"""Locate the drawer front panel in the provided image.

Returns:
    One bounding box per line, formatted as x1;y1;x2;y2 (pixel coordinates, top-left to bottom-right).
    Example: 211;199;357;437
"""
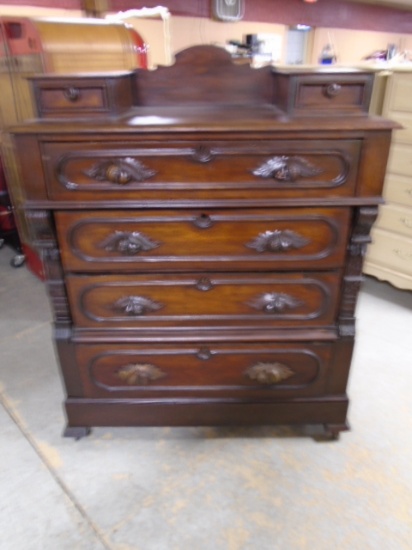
295;78;371;113
39;86;105;113
374;204;412;238
56;208;350;272
386;143;412;177
66;272;340;330
368;228;412;276
383;175;412;208
74;342;334;398
43;139;360;200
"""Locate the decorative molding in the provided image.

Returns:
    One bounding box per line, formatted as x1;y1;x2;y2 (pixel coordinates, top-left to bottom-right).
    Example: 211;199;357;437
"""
117;363;166;386
84;157;157;185
112;296;163;316
252;156;323;182
98;230;160;255
248;292;303;313
245;362;295;385
339;206;378;337
25;210;54;249
246;229;310;253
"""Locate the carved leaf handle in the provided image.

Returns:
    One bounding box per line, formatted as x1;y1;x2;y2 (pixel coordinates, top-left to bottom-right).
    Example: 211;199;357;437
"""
117;363;166;385
252;156;322;182
246;229;310;253
112;296;163;316
248;292;303;313
98;231;160;256
85;157;157;185
245;362;295;385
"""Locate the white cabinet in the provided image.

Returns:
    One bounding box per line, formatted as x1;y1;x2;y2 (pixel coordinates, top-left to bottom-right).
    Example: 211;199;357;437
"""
364;70;412;289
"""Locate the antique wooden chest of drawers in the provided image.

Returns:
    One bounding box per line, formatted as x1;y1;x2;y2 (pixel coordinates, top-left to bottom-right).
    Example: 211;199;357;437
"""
11;46;395;438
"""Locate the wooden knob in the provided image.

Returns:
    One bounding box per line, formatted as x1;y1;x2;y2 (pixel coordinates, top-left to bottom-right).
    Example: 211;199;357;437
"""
324;83;342;98
197;348;212;361
193;213;213;229
195;278;213;291
64;86;80;102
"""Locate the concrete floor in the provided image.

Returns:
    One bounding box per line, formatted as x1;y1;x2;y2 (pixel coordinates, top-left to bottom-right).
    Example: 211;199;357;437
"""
0;244;411;550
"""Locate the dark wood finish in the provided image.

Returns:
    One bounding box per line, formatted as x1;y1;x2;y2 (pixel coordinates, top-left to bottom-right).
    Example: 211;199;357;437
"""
273;69;374;116
41;138;361;201
10;46;396;438
56;207;351;272
65;271;340;330
29;72;135;118
74;341;334;399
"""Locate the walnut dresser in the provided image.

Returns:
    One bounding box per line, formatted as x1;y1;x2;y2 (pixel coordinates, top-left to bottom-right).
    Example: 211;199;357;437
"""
11;47;395;439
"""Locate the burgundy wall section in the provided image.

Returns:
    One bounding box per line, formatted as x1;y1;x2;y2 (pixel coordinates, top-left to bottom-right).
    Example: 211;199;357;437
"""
2;0;412;33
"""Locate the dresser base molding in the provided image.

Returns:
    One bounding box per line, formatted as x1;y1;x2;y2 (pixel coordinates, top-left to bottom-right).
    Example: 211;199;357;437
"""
63;396;349;438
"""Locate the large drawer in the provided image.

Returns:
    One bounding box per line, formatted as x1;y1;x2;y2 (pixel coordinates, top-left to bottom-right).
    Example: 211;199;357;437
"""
56;207;351;272
42;139;360;201
66;271;340;330
73;342;335;399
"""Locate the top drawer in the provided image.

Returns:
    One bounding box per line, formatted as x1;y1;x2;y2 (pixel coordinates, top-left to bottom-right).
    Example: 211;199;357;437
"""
273;70;374;116
30;73;134;118
41;139;360;202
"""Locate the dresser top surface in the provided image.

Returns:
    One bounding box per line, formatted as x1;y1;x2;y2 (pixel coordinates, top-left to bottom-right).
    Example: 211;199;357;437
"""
13;104;397;135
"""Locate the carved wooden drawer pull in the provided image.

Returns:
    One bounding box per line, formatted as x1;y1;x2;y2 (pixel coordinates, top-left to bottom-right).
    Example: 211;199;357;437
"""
252;156;322;182
245;362;295;385
117;363;166;385
113;295;163;316
324;83;342;98
64;86;80;102
246;229;310;253
249;292;302;313
98;230;160;255
85;157;157;185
